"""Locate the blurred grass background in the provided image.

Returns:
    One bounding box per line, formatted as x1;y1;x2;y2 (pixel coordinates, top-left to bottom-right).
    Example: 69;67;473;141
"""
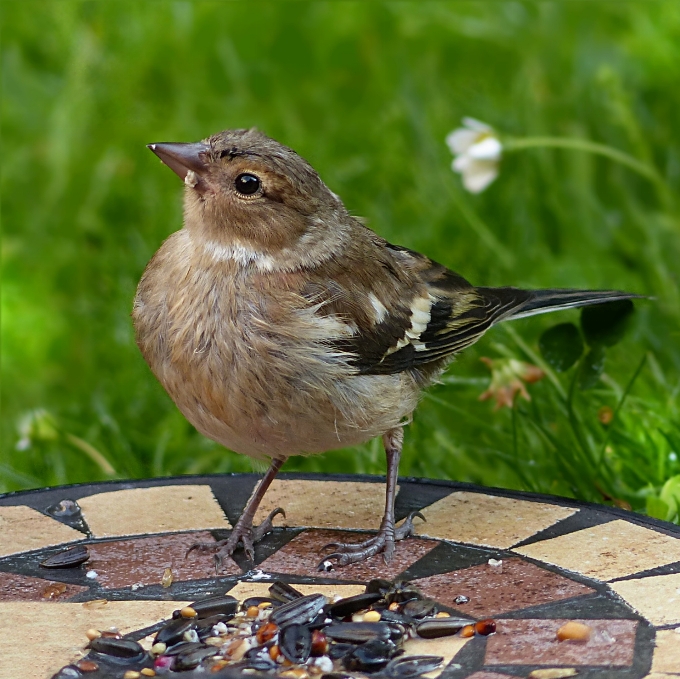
2;1;679;518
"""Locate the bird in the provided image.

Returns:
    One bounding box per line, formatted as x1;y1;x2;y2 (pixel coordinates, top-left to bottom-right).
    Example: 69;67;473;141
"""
133;127;639;570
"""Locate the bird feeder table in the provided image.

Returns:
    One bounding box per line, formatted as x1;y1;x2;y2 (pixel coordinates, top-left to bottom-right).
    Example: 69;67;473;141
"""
0;474;678;678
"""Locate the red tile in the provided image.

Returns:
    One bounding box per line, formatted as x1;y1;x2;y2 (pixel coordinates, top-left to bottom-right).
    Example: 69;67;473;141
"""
485;618;637;666
258;530;438;581
0;571;87;601
86;531;239;589
414;557;595;617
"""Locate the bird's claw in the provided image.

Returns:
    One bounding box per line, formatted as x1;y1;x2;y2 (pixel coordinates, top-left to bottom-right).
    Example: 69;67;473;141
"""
395;510;426;539
186;506;286;572
252;507;286;542
316;511;425;570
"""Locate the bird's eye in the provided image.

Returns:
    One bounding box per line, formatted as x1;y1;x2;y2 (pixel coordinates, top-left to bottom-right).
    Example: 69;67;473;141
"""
234;173;261;196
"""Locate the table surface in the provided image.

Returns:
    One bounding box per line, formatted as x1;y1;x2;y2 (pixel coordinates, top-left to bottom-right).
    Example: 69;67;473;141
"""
1;473;679;679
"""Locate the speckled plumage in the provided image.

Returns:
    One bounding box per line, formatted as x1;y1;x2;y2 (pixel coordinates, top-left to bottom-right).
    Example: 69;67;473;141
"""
133;128;638;566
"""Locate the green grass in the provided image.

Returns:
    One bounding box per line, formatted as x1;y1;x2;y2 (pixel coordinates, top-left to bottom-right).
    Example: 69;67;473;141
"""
2;1;680;521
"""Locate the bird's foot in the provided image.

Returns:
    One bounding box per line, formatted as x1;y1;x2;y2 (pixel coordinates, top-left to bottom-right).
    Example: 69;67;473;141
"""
317;511;425;570
187;507;285;570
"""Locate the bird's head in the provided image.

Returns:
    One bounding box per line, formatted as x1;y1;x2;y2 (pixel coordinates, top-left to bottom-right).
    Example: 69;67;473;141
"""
148;128;350;271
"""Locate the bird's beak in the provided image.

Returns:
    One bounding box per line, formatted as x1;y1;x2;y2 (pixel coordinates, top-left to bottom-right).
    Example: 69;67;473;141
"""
147;142;210;185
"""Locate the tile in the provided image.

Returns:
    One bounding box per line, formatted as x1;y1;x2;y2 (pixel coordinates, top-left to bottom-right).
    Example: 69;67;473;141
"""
0;571;88;601
258;529;438;581
651;629;680;674
484;618;638;666
86;530;239;589
514;520;680;581
610;572;680;626
227;581;366;601
414;557;595;618
0;505;85;557
0;599;190;679
254;479;391;530
77;484;231;537
419;492;576;549
402;635;471;678
467;674;514;679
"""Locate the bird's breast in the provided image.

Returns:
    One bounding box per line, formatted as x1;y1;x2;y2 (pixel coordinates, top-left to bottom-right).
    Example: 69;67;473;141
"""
132;232;419;458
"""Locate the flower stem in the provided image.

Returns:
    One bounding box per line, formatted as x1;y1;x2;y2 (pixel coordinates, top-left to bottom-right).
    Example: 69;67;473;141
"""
65;433;117;476
504;136;669;202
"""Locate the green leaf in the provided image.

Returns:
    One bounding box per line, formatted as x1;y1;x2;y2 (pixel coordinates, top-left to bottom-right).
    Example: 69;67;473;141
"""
646;496;670;521
539;323;584;372
577;346;607;390
660;475;680;522
580;300;634;347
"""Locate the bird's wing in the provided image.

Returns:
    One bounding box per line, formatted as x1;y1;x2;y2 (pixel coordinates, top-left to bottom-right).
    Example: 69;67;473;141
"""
303;239;639;376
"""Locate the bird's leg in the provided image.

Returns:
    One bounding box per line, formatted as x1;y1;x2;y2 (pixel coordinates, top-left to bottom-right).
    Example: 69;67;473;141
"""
187;457;285;570
318;427;424;569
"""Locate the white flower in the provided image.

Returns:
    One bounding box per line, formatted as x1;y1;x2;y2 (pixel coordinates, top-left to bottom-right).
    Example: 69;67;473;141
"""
446;117;502;193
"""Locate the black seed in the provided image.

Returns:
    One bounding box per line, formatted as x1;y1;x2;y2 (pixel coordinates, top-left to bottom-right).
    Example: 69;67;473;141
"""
155;617;198;645
240;656;278;672
328;592;383;619
163;641;204;657
270;593;326;628
343;639;397;672
377;610;411;626
328;643;355;660
386;623;407;643
195;614;229;639
173;645;219;670
40;545;89;569
189;594;238;619
325;622;391;644
402;600;436;619
88;637;145;659
384;655;443;678
415;618;470;639
269;580;304;603
365;579;392;596
454;595;469;605
384;582;422;605
279;623;312;663
50;667;82;679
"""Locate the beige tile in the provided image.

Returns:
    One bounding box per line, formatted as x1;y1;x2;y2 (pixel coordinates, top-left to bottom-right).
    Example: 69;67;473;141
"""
254;479;390;530
419;491;576;549
611;573;680;626
0;505;85;557
0;599;190;679
227;581;365;602
78;484;231;537
651;629;680;675
643;674;678;679
514;520;680;581
403;635;471;678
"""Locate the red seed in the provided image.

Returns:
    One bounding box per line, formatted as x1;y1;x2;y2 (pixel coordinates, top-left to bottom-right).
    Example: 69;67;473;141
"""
310;630;329;656
474;619;496;636
75;659;99;672
257;622;278;644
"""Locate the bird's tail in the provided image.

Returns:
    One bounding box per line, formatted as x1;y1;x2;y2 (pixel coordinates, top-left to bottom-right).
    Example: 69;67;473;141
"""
476;287;645;325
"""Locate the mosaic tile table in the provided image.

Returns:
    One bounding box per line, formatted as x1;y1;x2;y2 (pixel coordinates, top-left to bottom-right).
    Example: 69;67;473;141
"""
1;474;679;679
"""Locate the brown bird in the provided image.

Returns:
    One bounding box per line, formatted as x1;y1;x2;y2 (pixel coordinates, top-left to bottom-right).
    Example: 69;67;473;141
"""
133;128;638;569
